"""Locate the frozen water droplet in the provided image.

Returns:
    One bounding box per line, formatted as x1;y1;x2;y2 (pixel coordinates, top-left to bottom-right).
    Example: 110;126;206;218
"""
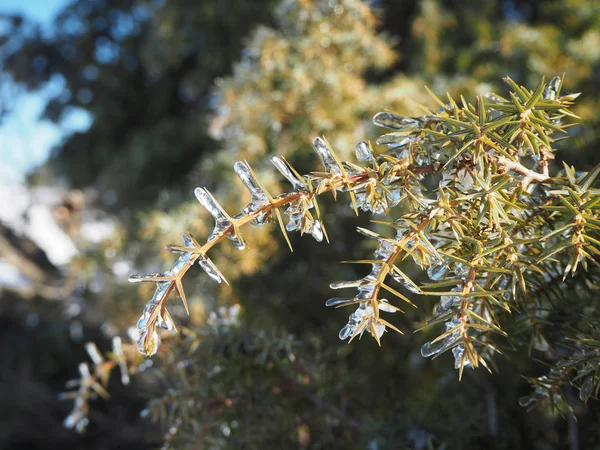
452;344;471;369
339;325;355;340
128;274;161;283
387;188;402;206
312;137;342;176
373;112;420;130
372;322;385;338
198;254;224;283
311;219;324;242
195;187;246;249
453;264;469;277
389;270;419;294
234;161;270;207
355;141;373;162
330;280;362;289
379;299;396;313
427;262;448;281
376;134;418;147
271;156;306;191
326;297;353;307
156;309;175;331
375;240;394;260
420;334;459;358
286;214;301;232
543;76;561;100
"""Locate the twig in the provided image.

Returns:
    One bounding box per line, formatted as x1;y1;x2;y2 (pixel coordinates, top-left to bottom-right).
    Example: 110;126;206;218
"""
494;156;550;186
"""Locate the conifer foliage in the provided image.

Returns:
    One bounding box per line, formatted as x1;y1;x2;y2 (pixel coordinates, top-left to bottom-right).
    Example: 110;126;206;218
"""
124;74;598;398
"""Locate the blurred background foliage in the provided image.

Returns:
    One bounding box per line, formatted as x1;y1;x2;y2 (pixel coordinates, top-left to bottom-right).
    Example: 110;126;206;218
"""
1;0;600;448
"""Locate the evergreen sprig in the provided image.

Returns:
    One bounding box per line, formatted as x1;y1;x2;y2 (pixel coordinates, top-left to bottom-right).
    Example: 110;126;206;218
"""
126;76;597;394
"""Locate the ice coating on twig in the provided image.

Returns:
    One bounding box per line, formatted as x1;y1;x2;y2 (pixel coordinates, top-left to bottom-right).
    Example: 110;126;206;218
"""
171;234;226;284
234;161;273;226
195;187;246;249
373;112;420;131
312;137;343;176
283;197;323;242
234;161;270;208
271;156;307;190
420;317;461;357
133;281;170;355
328;228;407;342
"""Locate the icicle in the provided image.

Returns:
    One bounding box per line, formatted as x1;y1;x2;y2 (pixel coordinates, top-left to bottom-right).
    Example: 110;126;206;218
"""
195;187;245;249
373;112;420;130
325;297;355;307
420;318;461;357
376;134;418;147
452;344;471;369
311;219;324;241
234;161;271;209
339;325;355;340
312;137;343;176
271;156;307;190
420;335;459;358
543;76;561;101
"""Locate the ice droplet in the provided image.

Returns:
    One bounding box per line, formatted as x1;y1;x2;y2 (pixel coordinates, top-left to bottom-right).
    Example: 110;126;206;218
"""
198;254;225;283
234;161;270;208
389;269;419;294
379;299;396;313
372;322;385;339
355;141;373;162
325;297;354;307
195;187;246;250
156;308;175;331
376;134;418;147
373;112;420;130
312;137;342;176
420;333;460;358
427;262;448;281
271;156;306;191
311;219;324;242
543;76;561;101
339;325;355;340
452;344;471;370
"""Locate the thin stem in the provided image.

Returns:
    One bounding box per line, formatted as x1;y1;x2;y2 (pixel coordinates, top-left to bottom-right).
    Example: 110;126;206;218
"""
494;155;550;185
